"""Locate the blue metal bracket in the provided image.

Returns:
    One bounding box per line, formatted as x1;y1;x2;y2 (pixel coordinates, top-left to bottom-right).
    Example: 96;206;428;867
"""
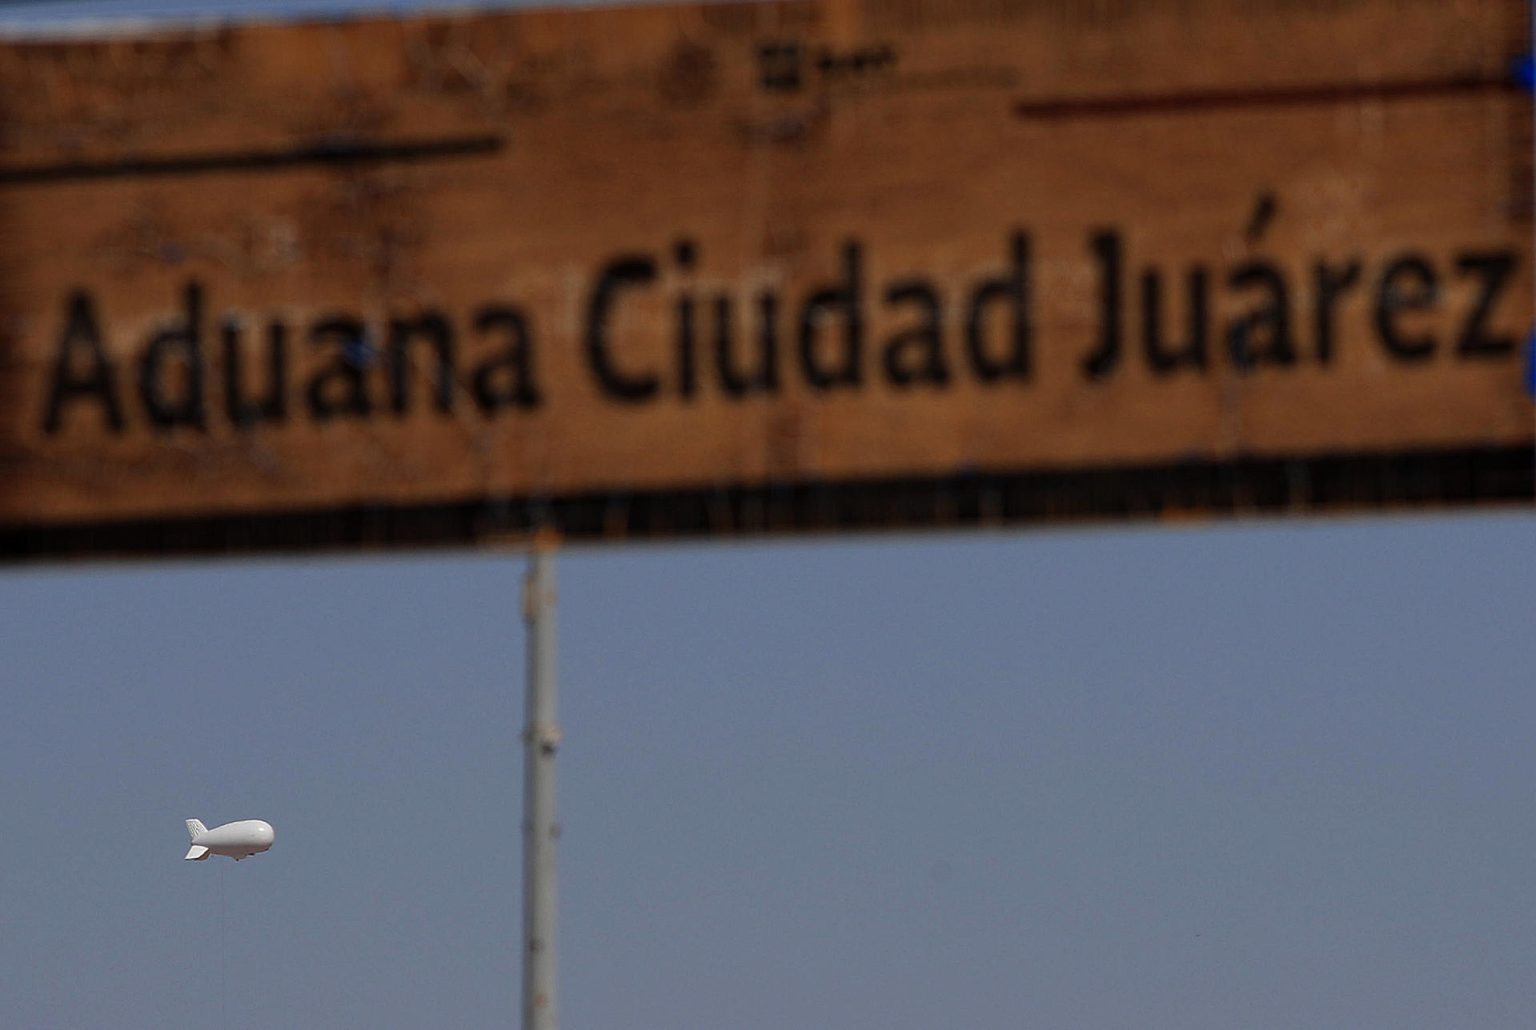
1525;330;1536;399
1511;54;1536;90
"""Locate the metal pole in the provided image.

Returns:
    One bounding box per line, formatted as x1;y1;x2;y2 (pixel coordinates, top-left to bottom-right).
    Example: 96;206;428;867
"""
521;538;560;1029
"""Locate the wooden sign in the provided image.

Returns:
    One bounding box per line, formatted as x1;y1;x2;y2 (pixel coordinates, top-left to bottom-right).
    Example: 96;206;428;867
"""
1;0;1531;558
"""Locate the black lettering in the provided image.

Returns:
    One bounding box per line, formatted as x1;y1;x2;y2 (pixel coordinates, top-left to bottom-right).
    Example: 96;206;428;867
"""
882;280;948;387
586;256;660;402
221;318;287;428
306;315;373;421
798;242;863;391
1082;230;1121;380
389;311;455;415
139;282;206;430
1226;261;1296;370
1373;254;1438;362
676;293;698;399
965;233;1031;383
1243;192;1278;245
42;291;124;434
1140;267;1208;374
1455;251;1517;358
716;292;779;397
674;240;699;399
759;41;803;93
1312;259;1361;365
471;306;542;412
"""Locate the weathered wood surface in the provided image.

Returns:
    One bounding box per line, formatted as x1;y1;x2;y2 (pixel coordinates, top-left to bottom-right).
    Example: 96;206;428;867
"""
0;0;1530;553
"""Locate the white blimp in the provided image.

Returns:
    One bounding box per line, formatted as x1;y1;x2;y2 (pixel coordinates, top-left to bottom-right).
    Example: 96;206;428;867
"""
183;818;275;861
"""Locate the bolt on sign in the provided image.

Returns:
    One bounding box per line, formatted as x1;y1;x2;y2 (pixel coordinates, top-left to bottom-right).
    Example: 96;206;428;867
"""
0;0;1531;559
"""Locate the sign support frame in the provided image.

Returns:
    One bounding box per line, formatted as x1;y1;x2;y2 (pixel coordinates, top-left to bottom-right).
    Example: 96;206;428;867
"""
521;536;560;1029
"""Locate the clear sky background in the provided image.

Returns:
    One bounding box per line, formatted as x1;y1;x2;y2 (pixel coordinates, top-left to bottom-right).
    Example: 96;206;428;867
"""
2;514;1534;1028
2;1;1534;1028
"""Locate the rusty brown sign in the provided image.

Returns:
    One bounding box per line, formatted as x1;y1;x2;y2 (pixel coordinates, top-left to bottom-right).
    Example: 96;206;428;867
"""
0;0;1531;559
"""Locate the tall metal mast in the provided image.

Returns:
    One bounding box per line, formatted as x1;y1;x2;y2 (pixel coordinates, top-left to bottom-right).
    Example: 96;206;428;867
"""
521;537;560;1029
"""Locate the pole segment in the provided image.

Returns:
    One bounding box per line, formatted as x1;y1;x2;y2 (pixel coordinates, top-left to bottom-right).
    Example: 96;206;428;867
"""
522;538;560;1029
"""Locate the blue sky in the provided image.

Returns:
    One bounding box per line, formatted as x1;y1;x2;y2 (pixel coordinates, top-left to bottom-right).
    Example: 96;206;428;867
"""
2;513;1534;1027
2;1;1534;1026
0;0;554;31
